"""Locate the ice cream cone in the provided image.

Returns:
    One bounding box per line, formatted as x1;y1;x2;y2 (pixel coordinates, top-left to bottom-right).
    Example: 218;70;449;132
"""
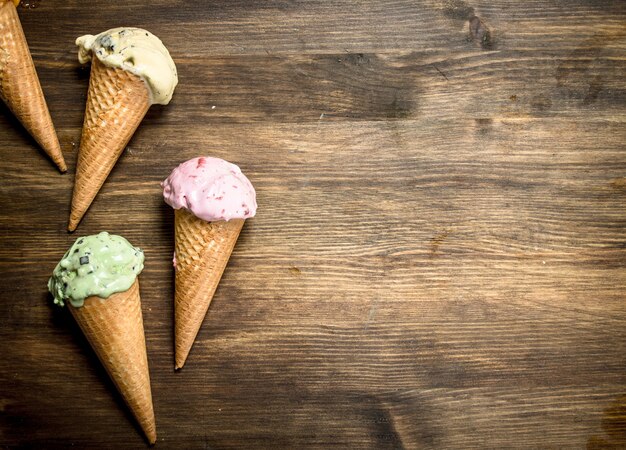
174;208;244;369
68;57;150;231
68;279;156;444
0;0;66;171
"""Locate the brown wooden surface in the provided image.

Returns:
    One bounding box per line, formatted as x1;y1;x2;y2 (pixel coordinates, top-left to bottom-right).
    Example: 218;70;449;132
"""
1;0;625;448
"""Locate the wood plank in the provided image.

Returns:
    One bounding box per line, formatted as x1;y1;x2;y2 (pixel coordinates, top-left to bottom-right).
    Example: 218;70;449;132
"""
10;46;626;126
16;1;626;55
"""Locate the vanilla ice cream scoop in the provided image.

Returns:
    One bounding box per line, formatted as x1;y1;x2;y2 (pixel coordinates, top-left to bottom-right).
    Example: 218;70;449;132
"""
76;27;178;104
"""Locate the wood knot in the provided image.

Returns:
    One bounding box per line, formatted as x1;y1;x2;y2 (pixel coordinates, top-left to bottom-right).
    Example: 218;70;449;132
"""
429;230;450;258
469;16;494;49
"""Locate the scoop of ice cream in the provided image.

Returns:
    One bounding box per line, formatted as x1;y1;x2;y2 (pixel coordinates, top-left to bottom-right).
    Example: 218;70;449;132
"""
76;27;178;105
48;232;144;307
162;157;257;222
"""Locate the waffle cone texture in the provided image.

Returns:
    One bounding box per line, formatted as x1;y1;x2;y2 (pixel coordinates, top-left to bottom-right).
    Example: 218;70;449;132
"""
68;279;156;444
174;208;244;369
68;57;150;231
0;0;65;171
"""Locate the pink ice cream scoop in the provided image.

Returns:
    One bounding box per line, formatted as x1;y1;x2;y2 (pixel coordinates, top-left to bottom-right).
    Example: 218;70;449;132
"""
162;156;257;222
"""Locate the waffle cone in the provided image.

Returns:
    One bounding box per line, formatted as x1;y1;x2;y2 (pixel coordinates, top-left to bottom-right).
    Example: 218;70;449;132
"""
68;57;150;231
68;279;156;444
0;0;65;171
174;208;244;369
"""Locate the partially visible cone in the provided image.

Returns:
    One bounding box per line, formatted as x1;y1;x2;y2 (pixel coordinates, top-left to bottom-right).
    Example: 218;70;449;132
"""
0;0;66;171
68;57;150;231
69;279;156;444
174;208;244;369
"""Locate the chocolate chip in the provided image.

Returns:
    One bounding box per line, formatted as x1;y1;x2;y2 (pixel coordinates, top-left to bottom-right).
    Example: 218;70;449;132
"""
79;256;89;265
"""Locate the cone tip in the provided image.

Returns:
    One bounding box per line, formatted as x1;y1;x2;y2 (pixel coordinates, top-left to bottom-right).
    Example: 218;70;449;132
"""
33;127;66;173
147;430;157;445
45;144;67;173
68;210;81;231
175;353;187;371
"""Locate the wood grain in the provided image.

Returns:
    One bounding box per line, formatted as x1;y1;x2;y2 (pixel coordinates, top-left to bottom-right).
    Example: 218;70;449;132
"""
0;0;625;448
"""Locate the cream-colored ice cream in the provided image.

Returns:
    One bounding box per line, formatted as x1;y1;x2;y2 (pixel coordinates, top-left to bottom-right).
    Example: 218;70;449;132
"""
76;27;177;105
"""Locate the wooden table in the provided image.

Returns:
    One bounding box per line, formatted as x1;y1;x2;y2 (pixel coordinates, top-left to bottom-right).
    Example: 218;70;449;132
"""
1;1;625;448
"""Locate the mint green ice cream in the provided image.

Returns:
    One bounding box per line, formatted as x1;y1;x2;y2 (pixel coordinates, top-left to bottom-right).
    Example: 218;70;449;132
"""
48;232;144;307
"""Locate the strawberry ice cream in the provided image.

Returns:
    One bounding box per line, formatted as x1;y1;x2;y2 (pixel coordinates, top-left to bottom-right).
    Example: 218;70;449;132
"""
161;156;257;222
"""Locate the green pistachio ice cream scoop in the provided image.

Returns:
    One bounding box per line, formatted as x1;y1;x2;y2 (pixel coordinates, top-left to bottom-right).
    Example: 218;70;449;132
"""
48;232;144;307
